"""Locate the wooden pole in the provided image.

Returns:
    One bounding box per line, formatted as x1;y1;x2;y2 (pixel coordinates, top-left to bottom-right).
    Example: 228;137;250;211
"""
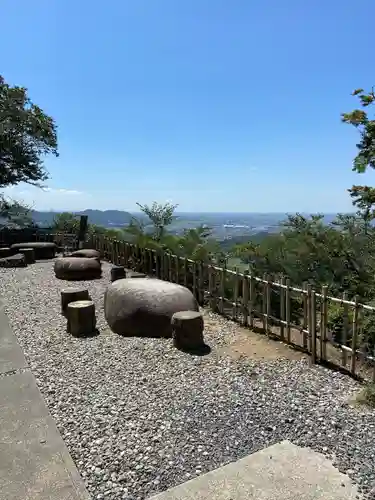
320;286;328;361
307;284;312;355
285;278;291;343
192;261;197;300
310;287;317;364
350;297;359;375
342;291;349;368
183;258;188;287
242;271;249;327
78;215;88;250
280;276;286;341
174;254;180;284
303;282;308;349
263;273;270;333
249;272;254;329
220;265;225;315
233;268;239;321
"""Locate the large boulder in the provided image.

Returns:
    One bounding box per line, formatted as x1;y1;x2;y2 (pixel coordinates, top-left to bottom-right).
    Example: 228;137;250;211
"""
11;242;56;260
69;249;101;260
104;278;199;337
0;253;27;268
54;257;102;281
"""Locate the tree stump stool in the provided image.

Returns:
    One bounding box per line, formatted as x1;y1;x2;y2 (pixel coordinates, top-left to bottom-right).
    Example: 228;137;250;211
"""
171;310;204;351
61;288;90;316
111;265;126;282
66;300;96;336
18;248;35;264
0;248;12;258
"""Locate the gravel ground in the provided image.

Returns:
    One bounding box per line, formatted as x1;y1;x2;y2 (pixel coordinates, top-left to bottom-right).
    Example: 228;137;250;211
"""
1;261;375;500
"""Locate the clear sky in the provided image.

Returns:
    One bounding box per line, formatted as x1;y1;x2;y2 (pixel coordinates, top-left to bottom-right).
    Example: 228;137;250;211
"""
1;0;375;213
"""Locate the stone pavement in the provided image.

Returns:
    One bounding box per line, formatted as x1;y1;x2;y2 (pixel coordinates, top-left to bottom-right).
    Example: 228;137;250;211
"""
0;304;91;500
149;440;362;500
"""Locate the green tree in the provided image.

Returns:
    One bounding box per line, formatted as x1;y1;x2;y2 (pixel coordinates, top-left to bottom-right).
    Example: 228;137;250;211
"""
52;212;80;233
0;196;34;228
348;185;375;233
0;75;58;187
136;201;178;242
342;87;375;173
177;226;221;261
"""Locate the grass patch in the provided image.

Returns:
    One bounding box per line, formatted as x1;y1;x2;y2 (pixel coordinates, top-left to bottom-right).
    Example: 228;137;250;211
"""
355;383;375;408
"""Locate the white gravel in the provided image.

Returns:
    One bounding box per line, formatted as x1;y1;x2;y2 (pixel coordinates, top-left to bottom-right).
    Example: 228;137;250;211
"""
1;261;375;500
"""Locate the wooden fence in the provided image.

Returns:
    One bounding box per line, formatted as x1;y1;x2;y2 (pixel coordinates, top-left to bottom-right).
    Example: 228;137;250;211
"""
87;234;375;383
2;228;373;382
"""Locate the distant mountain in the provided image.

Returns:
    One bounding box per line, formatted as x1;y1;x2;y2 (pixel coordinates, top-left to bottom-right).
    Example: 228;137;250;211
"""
32;209;133;228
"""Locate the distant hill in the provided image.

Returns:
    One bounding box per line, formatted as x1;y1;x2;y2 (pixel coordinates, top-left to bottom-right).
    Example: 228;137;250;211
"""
32;209;133;228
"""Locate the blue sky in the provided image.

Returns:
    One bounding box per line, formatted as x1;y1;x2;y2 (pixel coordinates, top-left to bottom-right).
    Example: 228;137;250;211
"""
1;0;375;213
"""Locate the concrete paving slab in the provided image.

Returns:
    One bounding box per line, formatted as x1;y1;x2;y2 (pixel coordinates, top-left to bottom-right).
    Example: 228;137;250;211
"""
0;309;91;500
148;440;362;500
0;300;28;375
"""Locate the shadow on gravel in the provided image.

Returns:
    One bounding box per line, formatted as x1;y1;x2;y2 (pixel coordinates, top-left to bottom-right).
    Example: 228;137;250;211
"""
71;328;101;339
176;343;212;356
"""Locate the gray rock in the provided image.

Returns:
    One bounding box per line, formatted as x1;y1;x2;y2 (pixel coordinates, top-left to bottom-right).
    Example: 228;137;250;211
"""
171;311;205;351
104;278;199;337
70;249;101;260
0;253;27;268
18;248;36;264
11;242;56;259
54;257;102;281
111;266;126;282
0;247;12;258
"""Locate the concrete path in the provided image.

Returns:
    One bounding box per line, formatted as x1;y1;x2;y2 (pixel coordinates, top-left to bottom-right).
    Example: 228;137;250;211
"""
0;305;91;500
149;440;362;500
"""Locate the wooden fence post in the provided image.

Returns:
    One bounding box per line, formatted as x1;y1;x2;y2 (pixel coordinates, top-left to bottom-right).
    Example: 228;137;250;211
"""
183;258;188;287
174;255;180;284
263;273;271;333
320;286;328;361
311;287;317;364
280;276;286;341
208;265;216;312
350;296;359;376
166;253;172;282
155;251;160;278
242;270;249;327
303;283;308;349
192;261;197;299
220;265;225;315
233;268;239;321
249;272;254;328
342;291;349;368
78;215;88;249
285;278;291;343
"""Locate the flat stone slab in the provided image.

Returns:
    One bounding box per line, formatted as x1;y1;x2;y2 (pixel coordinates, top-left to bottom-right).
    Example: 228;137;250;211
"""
0;301;27;375
0;309;90;500
148;440;362;500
